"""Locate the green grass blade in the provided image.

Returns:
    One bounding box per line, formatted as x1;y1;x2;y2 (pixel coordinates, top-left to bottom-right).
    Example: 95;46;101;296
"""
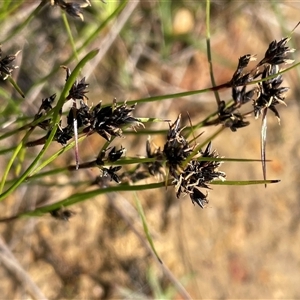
206;0;221;106
7;77;25;98
0;49;99;202
158;0;172;58
26;1;128;90
0;127;33;194
0;0;23;21
134;193;162;263
29;136;86;176
19;182;166;217
126;86;223;106
62;12;79;62
211;179;280;186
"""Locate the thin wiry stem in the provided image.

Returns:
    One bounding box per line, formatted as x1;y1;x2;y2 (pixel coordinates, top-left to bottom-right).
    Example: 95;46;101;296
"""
0;127;34;194
206;0;221;107
108;193;192;300
62;12;79;62
0;49;98;202
7;76;25;98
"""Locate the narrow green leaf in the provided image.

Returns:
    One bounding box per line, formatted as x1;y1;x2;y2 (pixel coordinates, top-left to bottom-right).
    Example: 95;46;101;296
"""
7;77;25;98
0;128;33;194
62;12;79;62
211;179;280;186
134;193;162;264
16;182;166;218
0;49;99;202
206;0;221;106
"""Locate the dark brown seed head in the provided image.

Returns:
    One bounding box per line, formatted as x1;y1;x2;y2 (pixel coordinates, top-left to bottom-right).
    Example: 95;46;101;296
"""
108;146;125;162
52;0;90;21
0;47;20;80
231;54;257;86
163;115;192;176
146;138;165;177
258;37;295;66
34;94;56;130
254;64;288;122
164;116;226;208
89;101;142;141
50;208;76;221
63;66;89;101
101;166;122;184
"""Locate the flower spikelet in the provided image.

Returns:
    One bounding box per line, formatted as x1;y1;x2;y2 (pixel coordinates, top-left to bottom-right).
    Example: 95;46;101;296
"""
164;116;226;208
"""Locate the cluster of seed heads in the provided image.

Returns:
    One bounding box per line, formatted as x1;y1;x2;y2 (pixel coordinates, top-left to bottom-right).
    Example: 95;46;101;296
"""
0;13;297;221
163;116;226;208
217;36;294;131
31;67;142;144
28;66;142;180
30;65;225;209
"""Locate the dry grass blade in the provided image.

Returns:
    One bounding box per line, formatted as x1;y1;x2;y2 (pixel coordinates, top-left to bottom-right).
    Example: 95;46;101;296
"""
72;102;80;170
261;108;268;187
85;0;140;78
108;193;192;300
0;237;47;300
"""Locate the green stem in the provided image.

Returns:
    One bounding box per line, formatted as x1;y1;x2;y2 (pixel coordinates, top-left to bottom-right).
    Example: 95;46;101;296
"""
0;128;33;194
0;49;99;202
62;12;79;62
206;0;221;106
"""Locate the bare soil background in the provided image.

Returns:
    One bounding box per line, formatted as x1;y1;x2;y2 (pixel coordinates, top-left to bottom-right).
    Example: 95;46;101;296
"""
1;1;300;299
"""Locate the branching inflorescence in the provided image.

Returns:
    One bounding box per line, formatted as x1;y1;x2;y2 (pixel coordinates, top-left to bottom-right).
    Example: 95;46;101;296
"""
163;115;226;208
212;35;295;182
28;66;142;180
0;2;297;220
217;36;294;132
25;64;226;208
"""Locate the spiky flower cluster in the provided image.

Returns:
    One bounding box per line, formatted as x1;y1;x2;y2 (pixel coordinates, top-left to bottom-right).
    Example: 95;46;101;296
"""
163;116;192;175
51;0;91;21
87;101;141;141
92;146;125;186
163;116;226;208
214;35;295;182
254;64;288;122
3;16;295;220
30;67;142;148
0;46;20;80
258;37;295;66
217;37;294;131
26;66;143;184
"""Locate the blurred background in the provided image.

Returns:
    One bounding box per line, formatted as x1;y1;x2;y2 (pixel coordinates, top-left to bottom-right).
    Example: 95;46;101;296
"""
1;1;300;299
